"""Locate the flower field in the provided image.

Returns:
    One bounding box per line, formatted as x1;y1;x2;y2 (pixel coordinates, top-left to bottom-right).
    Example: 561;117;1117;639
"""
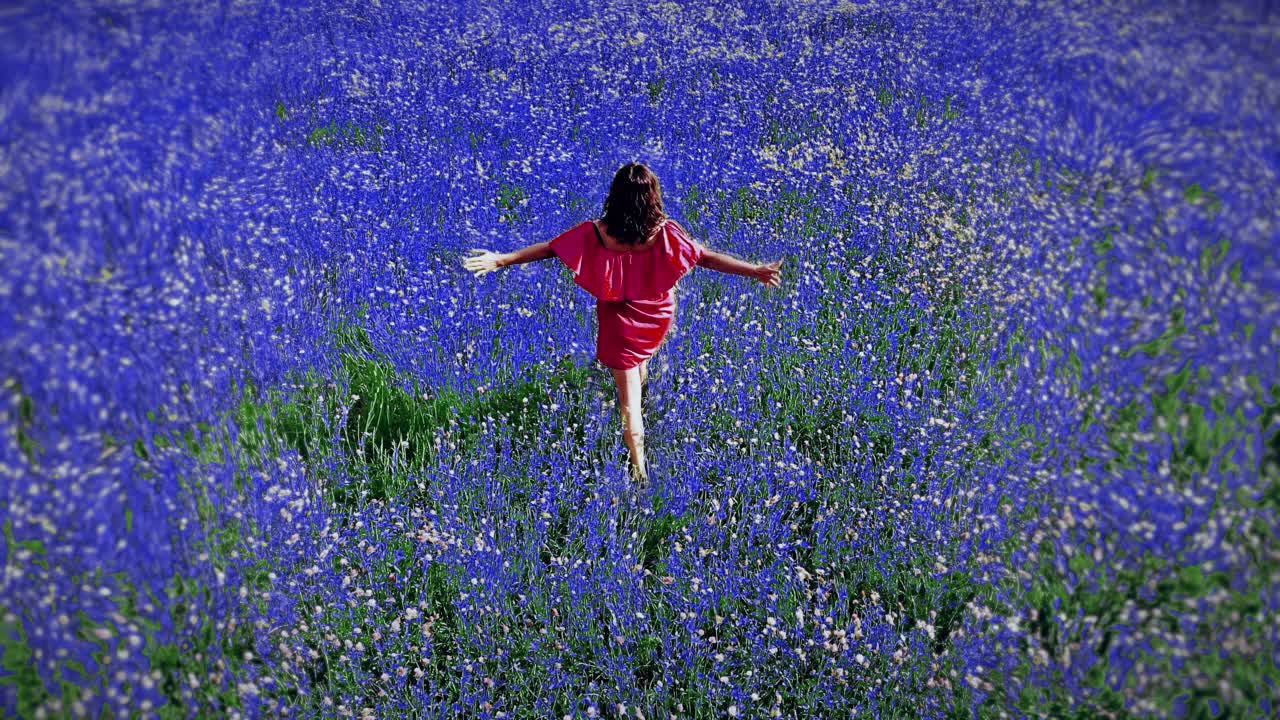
2;0;1277;718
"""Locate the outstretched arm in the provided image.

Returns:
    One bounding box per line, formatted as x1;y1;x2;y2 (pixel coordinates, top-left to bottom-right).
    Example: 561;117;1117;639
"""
497;241;555;268
463;241;555;277
698;249;783;288
697;249;756;277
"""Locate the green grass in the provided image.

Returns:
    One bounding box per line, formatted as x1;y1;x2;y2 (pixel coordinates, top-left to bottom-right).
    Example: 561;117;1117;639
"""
496;180;530;225
647;76;666;103
234;337;605;512
305;118;386;151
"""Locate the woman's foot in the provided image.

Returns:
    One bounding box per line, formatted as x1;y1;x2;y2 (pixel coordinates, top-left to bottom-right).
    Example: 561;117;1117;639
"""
628;460;649;491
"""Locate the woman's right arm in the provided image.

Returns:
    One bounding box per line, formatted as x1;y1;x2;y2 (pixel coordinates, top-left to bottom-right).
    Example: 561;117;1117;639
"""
672;220;781;286
697;250;757;277
698;250;783;287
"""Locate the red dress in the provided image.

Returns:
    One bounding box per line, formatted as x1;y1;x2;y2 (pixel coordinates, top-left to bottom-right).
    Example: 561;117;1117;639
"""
549;218;705;370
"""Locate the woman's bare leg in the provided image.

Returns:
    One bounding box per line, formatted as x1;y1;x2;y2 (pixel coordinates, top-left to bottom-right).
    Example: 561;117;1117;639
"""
639;358;649;387
609;365;647;482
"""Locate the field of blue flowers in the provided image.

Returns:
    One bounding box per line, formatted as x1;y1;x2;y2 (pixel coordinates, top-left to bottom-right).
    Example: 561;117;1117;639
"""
2;0;1277;718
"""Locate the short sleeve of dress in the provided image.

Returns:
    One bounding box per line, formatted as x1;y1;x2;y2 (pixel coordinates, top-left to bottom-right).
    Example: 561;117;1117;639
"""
549;221;589;276
665;221;705;276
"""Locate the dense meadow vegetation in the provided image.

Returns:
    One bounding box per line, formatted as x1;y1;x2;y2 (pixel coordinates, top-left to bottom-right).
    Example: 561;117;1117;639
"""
2;0;1277;717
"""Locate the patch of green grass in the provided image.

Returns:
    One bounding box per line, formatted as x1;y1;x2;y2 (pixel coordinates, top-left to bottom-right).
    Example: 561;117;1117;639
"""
647;76;666;103
942;94;961;121
914;92;962;128
679;183;708;237
0;615;50;718
877;86;894;110
1198;238;1231;276
11;383;40;465
638;499;691;577
306;119;386;151
234;330;596;509
495;180;529;225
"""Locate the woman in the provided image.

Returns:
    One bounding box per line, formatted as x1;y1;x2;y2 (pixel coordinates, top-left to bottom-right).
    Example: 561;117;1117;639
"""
463;162;783;484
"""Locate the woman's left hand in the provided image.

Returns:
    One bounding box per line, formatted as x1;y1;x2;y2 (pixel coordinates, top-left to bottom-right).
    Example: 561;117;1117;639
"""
463;249;506;277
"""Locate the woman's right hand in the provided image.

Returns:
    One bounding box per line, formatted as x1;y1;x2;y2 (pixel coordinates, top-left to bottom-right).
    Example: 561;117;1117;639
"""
754;259;783;288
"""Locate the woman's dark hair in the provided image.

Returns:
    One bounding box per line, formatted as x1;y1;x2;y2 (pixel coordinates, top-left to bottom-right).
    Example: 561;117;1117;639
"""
600;162;667;245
